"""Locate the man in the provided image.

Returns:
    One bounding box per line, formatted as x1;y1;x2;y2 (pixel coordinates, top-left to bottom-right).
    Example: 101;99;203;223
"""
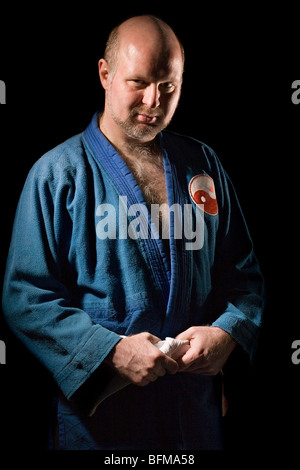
2;15;264;449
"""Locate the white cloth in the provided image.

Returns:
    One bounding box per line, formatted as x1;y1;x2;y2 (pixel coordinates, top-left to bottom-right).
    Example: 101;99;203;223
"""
89;337;190;416
153;337;190;360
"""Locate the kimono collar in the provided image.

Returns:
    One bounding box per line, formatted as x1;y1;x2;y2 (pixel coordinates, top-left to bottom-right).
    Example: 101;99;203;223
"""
83;111;192;336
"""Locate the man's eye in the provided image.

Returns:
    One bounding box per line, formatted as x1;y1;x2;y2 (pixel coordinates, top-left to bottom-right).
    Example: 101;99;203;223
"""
160;83;175;93
130;80;146;87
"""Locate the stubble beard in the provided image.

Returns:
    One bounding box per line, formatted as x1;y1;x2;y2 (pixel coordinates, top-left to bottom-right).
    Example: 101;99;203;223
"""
107;89;172;143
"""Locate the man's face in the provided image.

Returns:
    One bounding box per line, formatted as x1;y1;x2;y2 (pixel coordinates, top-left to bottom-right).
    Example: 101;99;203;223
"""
105;39;183;143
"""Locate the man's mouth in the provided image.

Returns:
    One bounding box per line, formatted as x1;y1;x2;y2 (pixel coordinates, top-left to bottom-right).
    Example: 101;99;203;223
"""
135;113;159;124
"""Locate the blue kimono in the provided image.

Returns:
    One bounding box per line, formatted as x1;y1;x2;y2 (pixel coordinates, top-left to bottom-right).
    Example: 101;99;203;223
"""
2;112;264;450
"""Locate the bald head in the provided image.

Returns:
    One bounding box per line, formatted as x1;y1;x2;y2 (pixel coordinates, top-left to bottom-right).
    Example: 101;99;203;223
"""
104;15;184;75
98;15;184;145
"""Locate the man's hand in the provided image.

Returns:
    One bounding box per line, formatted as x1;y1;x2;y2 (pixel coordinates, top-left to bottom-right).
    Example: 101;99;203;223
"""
104;332;179;386
175;326;236;375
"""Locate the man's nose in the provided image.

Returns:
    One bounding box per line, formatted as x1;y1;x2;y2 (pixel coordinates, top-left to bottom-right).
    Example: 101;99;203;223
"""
142;83;160;108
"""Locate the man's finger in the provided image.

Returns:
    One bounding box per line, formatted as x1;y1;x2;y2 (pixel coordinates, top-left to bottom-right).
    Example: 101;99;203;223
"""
163;355;179;374
176;347;199;371
175;327;194;341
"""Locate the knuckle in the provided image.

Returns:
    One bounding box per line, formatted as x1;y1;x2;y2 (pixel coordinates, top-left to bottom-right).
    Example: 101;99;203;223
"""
136;371;150;386
137;379;149;387
189;326;198;335
140;332;150;340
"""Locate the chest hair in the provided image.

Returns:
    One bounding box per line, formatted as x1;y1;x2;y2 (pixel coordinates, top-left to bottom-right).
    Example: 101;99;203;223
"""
121;150;170;239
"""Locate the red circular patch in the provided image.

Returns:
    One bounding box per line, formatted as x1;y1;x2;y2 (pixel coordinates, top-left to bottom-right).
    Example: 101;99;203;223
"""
189;175;218;215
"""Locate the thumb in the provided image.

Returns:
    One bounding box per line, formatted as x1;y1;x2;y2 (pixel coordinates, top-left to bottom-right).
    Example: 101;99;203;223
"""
163;355;179;375
146;333;162;344
175;328;193;341
175;347;195;370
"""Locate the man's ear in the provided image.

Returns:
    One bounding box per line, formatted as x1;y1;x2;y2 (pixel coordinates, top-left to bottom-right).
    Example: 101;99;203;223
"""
98;58;110;90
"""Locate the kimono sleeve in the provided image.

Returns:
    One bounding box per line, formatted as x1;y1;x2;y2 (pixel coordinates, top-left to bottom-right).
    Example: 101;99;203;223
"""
2;153;121;400
210;153;265;363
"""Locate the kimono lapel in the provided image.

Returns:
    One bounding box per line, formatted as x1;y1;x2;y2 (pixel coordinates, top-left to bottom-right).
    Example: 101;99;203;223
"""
83;113;192;334
160;133;192;337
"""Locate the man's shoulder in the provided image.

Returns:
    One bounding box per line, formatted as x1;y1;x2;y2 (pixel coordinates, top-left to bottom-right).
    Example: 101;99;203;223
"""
29;133;87;178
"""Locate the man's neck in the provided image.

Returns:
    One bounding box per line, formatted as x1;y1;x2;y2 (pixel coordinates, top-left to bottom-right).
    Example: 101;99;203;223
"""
98;112;161;162
98;111;168;227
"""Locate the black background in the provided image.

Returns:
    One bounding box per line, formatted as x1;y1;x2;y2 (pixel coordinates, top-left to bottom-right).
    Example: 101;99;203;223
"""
0;4;299;458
